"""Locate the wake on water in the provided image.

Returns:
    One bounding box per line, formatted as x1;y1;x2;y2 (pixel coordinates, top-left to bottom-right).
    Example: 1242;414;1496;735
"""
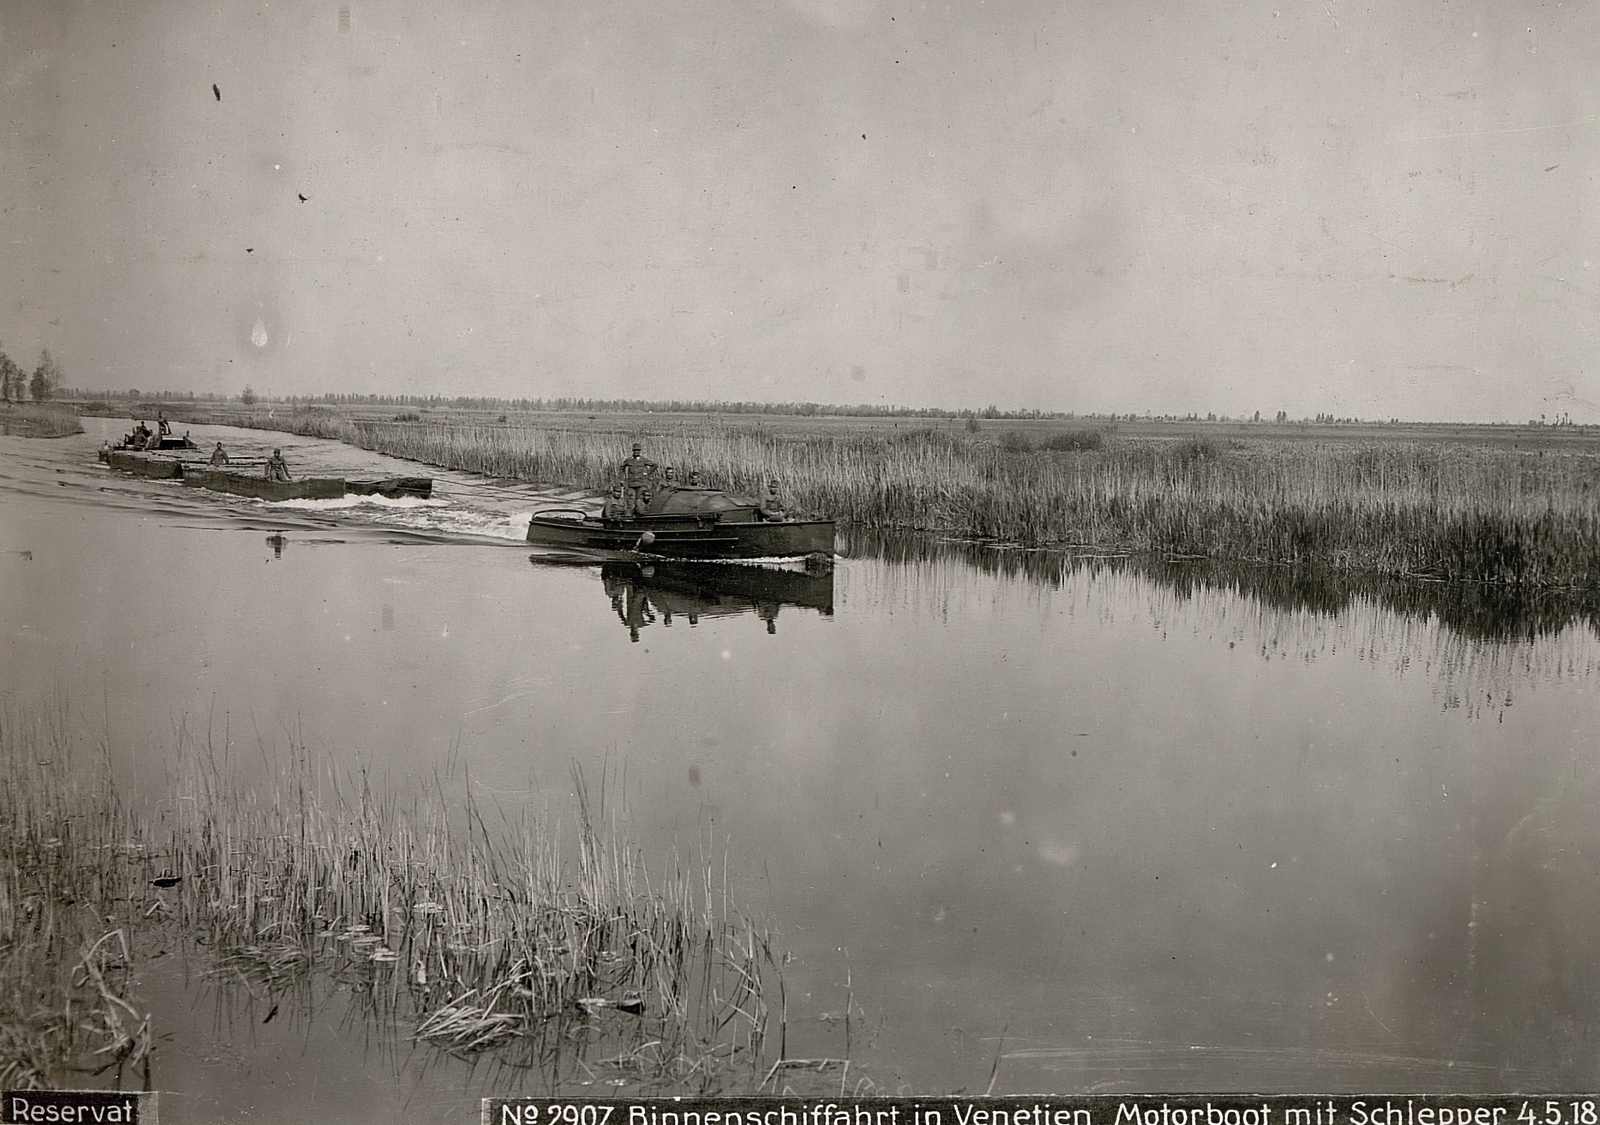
265;486;588;542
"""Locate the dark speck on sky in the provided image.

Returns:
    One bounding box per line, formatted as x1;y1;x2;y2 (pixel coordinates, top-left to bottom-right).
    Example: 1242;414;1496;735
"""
1;0;1594;422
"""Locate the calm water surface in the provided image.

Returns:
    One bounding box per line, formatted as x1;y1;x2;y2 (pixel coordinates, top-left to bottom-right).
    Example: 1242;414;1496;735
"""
4;420;1600;1119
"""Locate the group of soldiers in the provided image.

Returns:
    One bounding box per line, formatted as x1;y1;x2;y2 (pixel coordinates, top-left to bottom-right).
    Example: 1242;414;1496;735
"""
115;425;290;482
121;412;174;451
213;442;291;481
115;426;290;482
600;442;787;522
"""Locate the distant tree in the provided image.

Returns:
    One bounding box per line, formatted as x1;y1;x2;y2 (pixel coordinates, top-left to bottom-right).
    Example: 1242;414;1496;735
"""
30;349;60;401
0;345;19;403
241;384;257;405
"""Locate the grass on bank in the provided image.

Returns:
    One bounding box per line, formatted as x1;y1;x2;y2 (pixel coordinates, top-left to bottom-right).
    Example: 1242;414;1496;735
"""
177;405;1600;587
0;707;151;1089
3;404;84;438
2;709;786;1094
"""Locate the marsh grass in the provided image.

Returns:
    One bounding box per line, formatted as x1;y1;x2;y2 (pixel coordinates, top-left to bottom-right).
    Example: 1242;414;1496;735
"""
0;707;154;1089
2;709;786;1094
2;404;84;438
163;724;780;1091
1037;428;1104;453
227;409;1600;585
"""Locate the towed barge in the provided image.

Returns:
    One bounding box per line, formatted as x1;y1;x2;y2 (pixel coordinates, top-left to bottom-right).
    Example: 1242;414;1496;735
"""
526;483;834;561
100;449;432;501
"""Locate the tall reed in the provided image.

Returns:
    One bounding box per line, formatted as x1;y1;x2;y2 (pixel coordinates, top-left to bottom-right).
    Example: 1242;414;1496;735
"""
0;705;152;1089
2;404;84;438
233;411;1600;586
151;725;777;1090
2;707;783;1093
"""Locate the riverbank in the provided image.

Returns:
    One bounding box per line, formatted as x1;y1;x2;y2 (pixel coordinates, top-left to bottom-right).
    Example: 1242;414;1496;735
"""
128;404;1600;586
3;403;84;438
0;707;782;1095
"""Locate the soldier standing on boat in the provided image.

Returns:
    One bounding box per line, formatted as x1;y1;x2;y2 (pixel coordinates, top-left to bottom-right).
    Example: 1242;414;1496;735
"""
619;442;658;511
209;441;229;466
264;449;292;482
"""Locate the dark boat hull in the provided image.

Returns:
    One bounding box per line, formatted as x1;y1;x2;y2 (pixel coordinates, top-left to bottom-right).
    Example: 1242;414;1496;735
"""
104;450;185;478
102;453;432;501
347;477;434;499
527;513;835;559
182;467;345;501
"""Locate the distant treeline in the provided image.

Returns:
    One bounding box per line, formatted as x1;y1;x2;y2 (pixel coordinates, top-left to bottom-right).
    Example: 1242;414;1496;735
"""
57;387;1588;428
69;388;1076;418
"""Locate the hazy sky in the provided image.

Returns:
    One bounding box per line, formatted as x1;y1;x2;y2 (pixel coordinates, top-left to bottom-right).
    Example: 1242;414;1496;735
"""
2;0;1595;420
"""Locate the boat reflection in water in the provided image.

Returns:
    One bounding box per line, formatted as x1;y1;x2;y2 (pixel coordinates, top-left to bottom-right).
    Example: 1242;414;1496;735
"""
536;557;835;641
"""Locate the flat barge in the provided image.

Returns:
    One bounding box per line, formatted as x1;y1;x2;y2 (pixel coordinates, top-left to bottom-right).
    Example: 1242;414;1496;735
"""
100;449;432;501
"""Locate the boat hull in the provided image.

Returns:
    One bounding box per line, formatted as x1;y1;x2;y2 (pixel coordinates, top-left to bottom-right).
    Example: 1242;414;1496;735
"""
527;514;835;559
102;453;432;501
104;450;185;478
347;477;434;499
181;468;345;501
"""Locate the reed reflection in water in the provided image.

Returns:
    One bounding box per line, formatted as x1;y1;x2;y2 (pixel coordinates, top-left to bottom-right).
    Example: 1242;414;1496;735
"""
825;530;1600;1092
6;427;1600;1103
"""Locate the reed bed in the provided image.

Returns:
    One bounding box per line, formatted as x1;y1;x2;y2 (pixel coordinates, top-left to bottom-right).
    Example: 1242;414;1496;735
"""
231;409;1600;586
2;708;784;1093
2;404;84;438
0;706;153;1089
155;728;777;1090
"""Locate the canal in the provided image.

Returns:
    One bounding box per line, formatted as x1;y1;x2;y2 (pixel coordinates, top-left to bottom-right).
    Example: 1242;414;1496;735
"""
3;419;1599;1120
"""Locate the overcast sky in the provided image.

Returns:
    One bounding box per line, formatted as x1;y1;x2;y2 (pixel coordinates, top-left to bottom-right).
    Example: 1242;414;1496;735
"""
2;0;1595;420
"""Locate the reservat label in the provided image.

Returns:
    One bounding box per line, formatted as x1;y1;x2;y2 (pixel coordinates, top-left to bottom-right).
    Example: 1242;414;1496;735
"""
2;1091;156;1125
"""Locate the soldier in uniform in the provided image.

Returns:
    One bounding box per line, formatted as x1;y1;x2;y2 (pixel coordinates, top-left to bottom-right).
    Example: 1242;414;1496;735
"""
209;441;229;466
264;449;292;482
601;484;629;521
757;479;787;522
619;443;658;510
